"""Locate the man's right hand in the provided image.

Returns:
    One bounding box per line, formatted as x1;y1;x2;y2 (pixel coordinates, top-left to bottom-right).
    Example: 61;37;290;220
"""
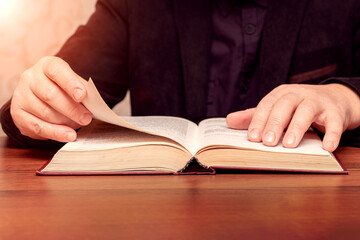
10;56;92;142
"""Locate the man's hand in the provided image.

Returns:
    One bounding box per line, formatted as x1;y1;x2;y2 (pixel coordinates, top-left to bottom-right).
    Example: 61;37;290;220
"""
10;56;92;142
226;84;360;152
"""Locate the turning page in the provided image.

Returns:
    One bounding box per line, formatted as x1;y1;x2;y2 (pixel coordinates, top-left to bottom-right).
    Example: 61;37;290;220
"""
82;78;198;152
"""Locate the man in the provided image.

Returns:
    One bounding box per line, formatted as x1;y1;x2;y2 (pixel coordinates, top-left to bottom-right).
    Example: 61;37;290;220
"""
1;0;360;152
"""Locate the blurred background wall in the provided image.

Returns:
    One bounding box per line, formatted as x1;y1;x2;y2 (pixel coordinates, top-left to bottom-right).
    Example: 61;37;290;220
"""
0;0;130;137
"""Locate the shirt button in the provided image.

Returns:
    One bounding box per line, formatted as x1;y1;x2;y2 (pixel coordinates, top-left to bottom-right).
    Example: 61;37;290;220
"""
244;23;256;35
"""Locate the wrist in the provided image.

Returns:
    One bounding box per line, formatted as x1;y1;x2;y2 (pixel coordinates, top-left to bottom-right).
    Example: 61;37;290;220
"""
327;83;360;130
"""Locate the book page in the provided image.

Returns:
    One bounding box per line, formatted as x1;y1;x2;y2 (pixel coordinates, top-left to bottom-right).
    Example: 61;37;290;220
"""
197;118;330;156
121;116;199;155
82;78;141;132
61;120;186;151
81;78;198;153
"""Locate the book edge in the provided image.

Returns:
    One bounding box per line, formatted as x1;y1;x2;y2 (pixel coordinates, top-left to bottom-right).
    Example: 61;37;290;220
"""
36;150;347;176
210;166;348;174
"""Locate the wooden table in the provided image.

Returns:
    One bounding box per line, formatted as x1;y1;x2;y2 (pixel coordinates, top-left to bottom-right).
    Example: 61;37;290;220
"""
1;136;360;239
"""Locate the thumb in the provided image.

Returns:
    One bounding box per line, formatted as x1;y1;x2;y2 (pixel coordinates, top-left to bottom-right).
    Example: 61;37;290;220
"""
226;108;256;130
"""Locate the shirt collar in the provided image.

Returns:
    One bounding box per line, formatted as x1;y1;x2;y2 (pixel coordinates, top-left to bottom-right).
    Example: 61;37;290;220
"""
215;0;268;17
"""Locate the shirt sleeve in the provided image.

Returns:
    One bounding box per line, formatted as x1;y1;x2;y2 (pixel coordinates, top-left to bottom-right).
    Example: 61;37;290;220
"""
56;0;129;108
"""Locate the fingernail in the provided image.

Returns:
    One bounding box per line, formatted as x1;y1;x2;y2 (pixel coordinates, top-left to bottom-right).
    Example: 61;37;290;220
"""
249;129;260;140
80;113;92;125
324;141;335;151
285;133;296;146
73;87;84;101
65;131;76;142
227;112;235;118
264;131;275;143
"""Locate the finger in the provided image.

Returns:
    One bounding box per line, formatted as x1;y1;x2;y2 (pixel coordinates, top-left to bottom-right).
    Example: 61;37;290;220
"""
30;77;92;126
226;108;256;130
12;110;77;142
247;85;296;142
20;89;82;129
322;113;344;152
282;99;318;148
42;57;87;102
261;93;300;147
247;96;278;142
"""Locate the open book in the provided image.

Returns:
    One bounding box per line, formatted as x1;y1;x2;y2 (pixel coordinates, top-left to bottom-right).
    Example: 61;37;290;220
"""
37;79;346;175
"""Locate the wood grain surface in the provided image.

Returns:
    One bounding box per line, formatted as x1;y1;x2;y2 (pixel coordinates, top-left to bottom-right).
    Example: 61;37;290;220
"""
1;136;360;240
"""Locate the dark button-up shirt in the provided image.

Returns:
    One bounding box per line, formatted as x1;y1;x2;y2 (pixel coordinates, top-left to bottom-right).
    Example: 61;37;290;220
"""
207;0;268;117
